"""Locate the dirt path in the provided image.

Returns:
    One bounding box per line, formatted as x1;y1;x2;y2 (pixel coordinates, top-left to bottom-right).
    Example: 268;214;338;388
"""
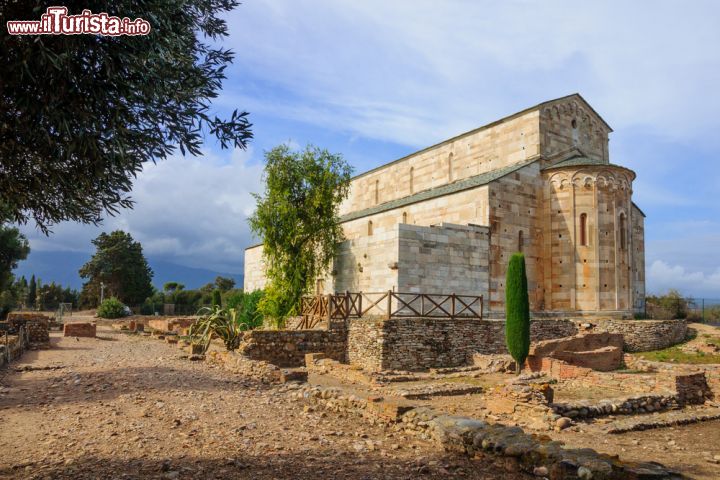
0;329;530;480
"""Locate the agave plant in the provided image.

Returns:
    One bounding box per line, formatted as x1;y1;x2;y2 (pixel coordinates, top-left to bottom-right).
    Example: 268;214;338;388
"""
188;306;246;353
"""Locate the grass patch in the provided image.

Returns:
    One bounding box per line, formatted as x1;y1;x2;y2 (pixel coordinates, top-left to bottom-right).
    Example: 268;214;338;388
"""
637;345;720;364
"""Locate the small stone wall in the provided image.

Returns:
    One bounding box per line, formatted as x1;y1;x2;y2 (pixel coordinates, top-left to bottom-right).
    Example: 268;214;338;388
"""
347;318;580;372
146;317;196;333
581;318;687;352
552;372;713;420
526;332;625;374
5;312;51;343
239;329;347;367
63;322;96;337
347;317;687;372
291;384;677;479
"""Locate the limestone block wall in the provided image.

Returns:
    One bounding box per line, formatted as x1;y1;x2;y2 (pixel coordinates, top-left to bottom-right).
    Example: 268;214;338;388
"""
243;245;267;292
341;186;490;241
332;228;399;293
340;109;540;215
487;162;544;312
631;204;646;312
542;165;638;313
397;223;490;296
539;98;610;164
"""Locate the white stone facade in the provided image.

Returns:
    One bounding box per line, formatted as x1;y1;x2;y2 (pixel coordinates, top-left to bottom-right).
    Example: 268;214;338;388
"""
244;94;646;316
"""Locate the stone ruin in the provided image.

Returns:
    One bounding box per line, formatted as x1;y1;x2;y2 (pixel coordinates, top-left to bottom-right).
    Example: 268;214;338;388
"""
525;332;624;378
63;322;96;338
4;312;51;343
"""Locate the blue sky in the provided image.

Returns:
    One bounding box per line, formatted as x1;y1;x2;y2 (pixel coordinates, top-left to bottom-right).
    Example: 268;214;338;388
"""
16;0;720;297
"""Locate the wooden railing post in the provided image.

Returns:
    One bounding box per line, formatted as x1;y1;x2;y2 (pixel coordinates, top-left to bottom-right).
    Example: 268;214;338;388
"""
386;290;392;320
451;293;456;319
344;290;350;320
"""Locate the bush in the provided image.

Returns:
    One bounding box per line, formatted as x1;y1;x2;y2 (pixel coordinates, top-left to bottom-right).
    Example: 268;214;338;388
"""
238;290;264;330
189;306;247;352
224;290;244;310
211;289;222;308
505;253;530;374
97;297;128;319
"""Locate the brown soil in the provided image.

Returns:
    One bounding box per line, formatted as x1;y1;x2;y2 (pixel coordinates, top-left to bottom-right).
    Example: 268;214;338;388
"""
552;420;720;480
0;329;530;480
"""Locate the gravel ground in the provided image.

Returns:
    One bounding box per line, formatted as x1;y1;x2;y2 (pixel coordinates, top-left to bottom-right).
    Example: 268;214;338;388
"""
0;328;530;480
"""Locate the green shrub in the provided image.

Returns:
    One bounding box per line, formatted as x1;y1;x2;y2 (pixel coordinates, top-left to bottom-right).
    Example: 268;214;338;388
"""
224;290;244;310
97;297;128;319
238;290;264;330
505;253;530;374
211;289;222;308
189;306;248;352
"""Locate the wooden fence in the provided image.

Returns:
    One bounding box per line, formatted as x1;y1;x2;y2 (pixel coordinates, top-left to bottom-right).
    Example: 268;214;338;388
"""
297;291;483;329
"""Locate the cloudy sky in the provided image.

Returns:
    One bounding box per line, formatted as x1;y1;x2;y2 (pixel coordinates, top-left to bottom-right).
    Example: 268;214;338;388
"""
18;0;720;297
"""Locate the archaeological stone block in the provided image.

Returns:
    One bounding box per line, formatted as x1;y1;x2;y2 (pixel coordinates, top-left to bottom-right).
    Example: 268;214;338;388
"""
63;322;96;338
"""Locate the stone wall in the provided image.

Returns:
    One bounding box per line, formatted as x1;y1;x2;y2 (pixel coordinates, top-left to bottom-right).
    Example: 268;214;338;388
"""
346;317;385;371
347;318;582;372
397;223;489;298
291;383;675;479
340;108;540;215
238;329;347;367
582;318;687;352
146;317;196;334
243;245;267;292
346;317;684;372
63;322;96;338
6;312;50;343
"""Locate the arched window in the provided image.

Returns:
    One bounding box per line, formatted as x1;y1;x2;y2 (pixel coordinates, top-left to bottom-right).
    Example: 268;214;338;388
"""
374;179;379;204
368;220;373;236
619;213;626;249
402;212;408;223
579;213;588;246
409;167;414;194
518;230;524;252
448;153;454;182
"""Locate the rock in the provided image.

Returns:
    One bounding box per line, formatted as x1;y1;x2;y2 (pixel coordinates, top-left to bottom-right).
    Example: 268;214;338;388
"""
533;466;549;476
577;466;593;479
555;417;573;430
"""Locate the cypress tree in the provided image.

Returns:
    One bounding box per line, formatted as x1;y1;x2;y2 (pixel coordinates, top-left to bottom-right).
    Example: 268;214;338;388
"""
505;253;530;374
212;289;222;308
28;274;36;307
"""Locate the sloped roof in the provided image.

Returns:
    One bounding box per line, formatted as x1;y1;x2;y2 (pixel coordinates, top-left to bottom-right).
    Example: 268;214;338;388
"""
341;156;540;222
541;154;636;180
352;93;612;181
542;155;607;169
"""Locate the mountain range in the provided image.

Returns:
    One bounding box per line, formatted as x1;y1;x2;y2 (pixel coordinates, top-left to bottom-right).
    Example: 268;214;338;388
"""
13;250;244;291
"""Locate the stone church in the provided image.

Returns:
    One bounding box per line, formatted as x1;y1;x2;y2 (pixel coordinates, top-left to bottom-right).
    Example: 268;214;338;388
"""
245;94;645;318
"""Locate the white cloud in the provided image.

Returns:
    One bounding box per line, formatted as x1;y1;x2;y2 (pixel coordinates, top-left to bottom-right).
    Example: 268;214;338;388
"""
224;0;720;147
647;260;720;298
21;147;263;273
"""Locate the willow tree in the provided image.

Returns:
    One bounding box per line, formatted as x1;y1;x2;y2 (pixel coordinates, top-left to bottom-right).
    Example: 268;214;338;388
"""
505;253;530;373
249;145;352;326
